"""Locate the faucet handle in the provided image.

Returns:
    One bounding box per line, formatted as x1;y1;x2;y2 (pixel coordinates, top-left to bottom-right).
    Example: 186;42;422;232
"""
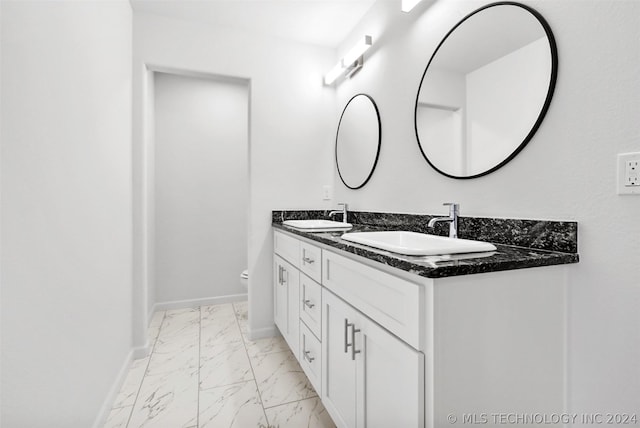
337;203;348;224
442;202;459;215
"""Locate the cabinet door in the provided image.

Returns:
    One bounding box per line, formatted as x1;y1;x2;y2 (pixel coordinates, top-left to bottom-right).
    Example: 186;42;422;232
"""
355;316;425;428
274;256;288;335
322;289;358;428
286;260;300;359
274;255;299;357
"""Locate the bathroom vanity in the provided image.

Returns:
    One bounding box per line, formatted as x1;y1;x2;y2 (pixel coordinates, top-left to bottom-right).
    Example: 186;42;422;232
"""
272;212;578;428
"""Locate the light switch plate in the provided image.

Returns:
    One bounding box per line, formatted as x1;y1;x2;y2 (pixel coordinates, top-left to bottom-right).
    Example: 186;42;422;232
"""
322;185;333;200
617;152;640;195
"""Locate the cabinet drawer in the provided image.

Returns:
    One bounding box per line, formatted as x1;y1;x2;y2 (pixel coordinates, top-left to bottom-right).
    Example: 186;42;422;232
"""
323;250;423;349
299;274;322;339
300;241;322;283
300;321;322;395
274;231;300;268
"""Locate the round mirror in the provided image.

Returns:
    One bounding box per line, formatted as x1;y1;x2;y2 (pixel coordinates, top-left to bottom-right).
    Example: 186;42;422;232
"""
414;2;557;179
336;94;381;189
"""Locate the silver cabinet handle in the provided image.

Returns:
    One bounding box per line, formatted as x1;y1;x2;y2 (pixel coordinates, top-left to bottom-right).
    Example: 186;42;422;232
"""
302;335;315;363
302;248;315;265
304;350;315;363
344;319;353;354
277;265;287;285
303;299;315;309
351;325;361;361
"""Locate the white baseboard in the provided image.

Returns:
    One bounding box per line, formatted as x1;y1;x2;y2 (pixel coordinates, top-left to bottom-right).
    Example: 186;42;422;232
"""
132;343;151;360
150;293;248;318
92;343;150;428
248;325;278;341
91;350;132;428
94;294;248;427
152;293;276;342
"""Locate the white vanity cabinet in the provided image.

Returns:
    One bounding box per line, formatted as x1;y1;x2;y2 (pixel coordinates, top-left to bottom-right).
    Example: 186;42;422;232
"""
322;288;424;428
273;228;568;428
273;231;324;389
274;229;425;428
274;255;299;357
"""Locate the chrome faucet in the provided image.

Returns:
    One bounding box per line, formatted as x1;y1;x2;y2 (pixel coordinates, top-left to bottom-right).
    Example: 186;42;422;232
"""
427;203;459;238
328;203;349;223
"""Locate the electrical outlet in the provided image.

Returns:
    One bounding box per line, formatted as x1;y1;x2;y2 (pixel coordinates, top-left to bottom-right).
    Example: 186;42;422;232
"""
617;153;640;195
625;160;639;186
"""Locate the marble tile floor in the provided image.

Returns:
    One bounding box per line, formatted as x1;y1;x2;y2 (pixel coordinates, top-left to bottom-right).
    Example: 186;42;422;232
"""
104;301;336;428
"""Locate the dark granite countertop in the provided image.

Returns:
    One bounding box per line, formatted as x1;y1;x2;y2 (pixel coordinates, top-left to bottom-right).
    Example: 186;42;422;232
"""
272;212;579;279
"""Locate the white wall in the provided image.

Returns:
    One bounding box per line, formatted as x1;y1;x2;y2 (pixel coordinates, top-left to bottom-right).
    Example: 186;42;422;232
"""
466;37;550;175
0;2;3;425
132;13;336;345
154;72;248;304
417;67;466;175
333;0;640;420
1;1;133;427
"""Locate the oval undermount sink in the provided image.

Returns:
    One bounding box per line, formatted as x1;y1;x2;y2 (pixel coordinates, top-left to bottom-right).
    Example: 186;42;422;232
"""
283;219;353;232
340;231;496;256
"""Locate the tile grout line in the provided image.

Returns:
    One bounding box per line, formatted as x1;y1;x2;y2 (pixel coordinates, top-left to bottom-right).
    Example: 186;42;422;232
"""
262;395;320;411
232;301;272;428
124;311;166;428
197;307;203;428
200;378;254;392
115;303;328;428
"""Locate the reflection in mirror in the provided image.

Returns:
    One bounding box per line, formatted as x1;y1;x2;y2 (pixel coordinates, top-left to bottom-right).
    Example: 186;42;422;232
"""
415;2;557;178
336;94;381;189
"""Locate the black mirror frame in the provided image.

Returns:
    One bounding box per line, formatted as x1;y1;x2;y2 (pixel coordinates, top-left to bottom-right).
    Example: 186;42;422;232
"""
336;93;382;189
414;1;558;180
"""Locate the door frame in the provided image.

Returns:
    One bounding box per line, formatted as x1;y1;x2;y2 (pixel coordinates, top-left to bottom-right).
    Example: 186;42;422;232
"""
132;63;251;352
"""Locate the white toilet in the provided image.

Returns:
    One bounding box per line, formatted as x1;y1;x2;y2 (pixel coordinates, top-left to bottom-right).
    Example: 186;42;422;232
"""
240;269;249;291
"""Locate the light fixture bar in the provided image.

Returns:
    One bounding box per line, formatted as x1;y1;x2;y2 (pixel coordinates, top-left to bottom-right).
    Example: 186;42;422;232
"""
323;35;373;86
345;57;364;79
324;61;346;86
342;35;372;67
401;0;422;12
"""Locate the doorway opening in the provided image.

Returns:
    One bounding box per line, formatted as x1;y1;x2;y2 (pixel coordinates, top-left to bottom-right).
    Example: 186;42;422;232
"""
135;67;250;349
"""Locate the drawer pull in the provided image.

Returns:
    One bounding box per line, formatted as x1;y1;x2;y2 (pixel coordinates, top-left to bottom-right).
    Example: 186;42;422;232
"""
303;350;315;363
351;325;361;361
302;256;315;265
344;319;354;353
303;299;315;309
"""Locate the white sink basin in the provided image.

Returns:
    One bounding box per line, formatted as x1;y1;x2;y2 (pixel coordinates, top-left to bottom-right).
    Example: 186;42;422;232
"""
283;219;353;232
341;231;496;256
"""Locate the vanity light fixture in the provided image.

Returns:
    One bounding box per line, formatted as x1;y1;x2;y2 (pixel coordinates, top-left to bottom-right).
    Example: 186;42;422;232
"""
324;62;346;86
401;0;423;12
324;35;373;86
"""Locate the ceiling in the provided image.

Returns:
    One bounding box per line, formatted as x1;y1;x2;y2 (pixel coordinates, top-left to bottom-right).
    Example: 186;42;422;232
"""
130;0;378;48
433;4;547;74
